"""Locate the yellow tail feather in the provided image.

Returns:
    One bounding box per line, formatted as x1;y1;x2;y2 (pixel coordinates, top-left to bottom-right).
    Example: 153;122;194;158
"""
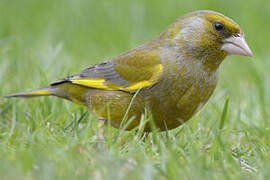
4;88;55;98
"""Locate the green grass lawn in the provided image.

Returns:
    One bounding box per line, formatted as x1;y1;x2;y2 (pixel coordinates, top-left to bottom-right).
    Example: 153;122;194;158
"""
1;0;270;179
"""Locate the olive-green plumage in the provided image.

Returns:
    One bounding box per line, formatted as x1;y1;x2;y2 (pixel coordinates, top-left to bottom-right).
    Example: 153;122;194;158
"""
6;10;253;132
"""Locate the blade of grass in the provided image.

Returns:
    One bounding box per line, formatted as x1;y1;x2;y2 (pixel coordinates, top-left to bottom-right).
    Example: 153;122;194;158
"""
114;89;141;143
219;97;229;130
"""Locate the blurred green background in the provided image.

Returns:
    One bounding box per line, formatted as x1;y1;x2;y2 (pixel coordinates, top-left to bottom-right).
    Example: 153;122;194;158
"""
1;0;270;179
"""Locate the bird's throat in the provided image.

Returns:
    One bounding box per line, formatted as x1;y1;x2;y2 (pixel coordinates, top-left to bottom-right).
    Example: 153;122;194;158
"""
200;50;227;73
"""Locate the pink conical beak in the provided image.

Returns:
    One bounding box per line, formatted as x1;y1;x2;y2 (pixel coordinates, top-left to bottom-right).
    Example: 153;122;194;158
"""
221;34;253;57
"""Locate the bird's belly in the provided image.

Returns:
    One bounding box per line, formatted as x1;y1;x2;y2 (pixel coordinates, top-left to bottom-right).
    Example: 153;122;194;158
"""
87;89;145;130
87;74;217;132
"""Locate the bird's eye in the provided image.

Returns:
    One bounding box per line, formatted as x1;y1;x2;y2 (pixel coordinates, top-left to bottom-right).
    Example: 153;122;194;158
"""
214;22;225;31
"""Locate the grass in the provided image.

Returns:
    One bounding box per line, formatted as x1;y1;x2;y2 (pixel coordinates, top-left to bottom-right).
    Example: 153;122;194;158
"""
1;0;270;179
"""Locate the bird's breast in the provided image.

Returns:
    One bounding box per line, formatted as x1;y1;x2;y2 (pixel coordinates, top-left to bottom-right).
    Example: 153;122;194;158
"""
144;57;218;130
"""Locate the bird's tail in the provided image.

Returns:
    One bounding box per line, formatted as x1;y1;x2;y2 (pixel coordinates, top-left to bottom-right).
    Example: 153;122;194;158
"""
4;87;57;98
4;83;89;106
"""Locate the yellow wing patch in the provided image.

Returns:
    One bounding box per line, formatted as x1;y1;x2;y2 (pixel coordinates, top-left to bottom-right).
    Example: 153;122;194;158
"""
71;78;108;89
71;79;155;91
71;64;163;92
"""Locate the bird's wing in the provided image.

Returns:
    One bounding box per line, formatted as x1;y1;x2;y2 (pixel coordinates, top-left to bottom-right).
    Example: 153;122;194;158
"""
51;49;163;92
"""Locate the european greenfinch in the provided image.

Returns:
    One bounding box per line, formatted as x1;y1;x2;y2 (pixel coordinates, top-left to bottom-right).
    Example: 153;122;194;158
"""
6;10;253;132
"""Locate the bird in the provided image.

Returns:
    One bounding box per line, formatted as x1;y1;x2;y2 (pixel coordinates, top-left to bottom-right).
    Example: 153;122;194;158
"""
5;10;253;132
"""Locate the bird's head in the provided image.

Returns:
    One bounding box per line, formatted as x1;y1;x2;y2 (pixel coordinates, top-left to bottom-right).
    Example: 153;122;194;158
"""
162;10;253;69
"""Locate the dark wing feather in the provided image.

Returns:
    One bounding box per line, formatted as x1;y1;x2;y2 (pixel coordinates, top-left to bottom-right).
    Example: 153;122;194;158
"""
51;49;163;92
